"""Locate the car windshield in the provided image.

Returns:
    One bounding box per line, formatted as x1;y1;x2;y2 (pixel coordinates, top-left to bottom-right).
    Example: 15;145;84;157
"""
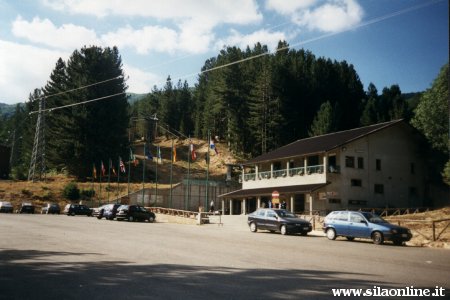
362;212;387;223
275;210;297;218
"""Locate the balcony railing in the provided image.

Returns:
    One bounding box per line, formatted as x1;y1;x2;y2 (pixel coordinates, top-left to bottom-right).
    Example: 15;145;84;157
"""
243;164;327;181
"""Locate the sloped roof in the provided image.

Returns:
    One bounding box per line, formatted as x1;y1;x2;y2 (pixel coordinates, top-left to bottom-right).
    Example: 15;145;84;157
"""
219;183;327;198
244;119;404;165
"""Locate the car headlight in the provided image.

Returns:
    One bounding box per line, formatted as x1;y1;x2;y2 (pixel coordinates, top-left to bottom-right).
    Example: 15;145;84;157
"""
407;229;411;234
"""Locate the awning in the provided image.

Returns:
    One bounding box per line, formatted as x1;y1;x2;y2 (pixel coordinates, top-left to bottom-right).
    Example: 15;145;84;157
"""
218;183;328;198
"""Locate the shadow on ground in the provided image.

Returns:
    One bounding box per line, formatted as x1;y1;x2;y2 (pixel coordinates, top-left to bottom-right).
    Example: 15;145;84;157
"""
0;248;439;300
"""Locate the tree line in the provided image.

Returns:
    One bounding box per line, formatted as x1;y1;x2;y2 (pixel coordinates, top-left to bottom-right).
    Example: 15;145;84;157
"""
0;42;448;184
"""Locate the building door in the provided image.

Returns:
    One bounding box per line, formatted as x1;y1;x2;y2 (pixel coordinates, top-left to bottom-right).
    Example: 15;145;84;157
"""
294;194;305;213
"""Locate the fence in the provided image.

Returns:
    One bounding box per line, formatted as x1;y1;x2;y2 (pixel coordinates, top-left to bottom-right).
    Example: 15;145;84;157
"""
386;217;450;242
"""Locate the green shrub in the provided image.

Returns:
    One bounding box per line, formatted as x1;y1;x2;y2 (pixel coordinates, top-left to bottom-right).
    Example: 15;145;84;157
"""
62;182;80;201
80;189;95;200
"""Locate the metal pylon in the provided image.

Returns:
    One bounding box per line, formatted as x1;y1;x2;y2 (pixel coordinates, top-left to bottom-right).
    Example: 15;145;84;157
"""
28;97;46;181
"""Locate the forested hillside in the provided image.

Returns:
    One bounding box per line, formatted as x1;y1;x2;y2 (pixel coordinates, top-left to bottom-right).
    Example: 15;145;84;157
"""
0;42;448;183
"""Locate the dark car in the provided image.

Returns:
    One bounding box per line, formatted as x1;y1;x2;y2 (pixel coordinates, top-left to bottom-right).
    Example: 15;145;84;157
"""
323;211;412;245
41;203;61;214
116;205;156;222
64;204;93;216
247;208;312;235
95;204;121;220
0;201;14;213
19;203;35;214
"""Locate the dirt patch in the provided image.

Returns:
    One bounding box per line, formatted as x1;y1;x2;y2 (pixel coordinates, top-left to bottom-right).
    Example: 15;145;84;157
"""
385;207;450;249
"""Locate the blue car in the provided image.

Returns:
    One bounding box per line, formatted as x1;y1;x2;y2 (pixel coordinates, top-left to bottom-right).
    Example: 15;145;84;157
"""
323;211;412;245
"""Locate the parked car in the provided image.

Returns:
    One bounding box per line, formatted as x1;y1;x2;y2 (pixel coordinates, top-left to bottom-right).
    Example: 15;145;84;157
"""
93;204;121;220
102;204;121;220
247;208;312;235
64;204;93;216
0;201;14;213
19;203;35;214
41;203;61;214
322;210;412;245
116;205;156;222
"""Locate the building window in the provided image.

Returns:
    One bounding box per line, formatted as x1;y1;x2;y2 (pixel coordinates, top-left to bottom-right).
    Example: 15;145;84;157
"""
328;198;341;204
357;157;364;169
345;156;355;168
374;184;384;194
376;159;381;171
410;163;415;174
348;200;367;206
351;179;362;187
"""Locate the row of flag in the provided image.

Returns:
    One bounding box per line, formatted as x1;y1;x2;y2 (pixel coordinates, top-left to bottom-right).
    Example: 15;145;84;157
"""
92;141;219;178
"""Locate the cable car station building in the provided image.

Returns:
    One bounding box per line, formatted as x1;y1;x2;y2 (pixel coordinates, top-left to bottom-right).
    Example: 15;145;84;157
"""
219;120;427;215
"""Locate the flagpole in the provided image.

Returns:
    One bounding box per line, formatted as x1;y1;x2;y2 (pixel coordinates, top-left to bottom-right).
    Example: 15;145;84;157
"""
187;136;191;211
99;161;103;206
117;157;120;203
169;139;174;208
142;143;146;206
128;148;131;199
205;130;210;210
155;146;159;206
107;158;111;203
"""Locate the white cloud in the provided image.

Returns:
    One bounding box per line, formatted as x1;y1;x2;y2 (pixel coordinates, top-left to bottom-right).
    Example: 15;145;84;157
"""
123;64;163;94
215;29;287;51
12;16;99;50
42;0;262;24
267;0;364;33
265;0;317;15
294;0;364;33
101;25;179;55
0;40;68;104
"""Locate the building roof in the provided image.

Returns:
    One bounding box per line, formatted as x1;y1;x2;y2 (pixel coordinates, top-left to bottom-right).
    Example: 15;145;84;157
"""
219;183;327;198
243;119;404;165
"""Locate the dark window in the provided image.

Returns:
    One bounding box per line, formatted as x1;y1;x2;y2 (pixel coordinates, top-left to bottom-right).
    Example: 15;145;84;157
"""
348;200;367;206
376;159;381;171
374;184;384;194
345;156;355;168
410;163;415;174
357;157;364;169
328;198;341;204
308;155;319;166
351;179;362;187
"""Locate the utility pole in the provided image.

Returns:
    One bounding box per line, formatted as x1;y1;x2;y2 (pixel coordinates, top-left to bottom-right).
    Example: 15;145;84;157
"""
28;97;46;182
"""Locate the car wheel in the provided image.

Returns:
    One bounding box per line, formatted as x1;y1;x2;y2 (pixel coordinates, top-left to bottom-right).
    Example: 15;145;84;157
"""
326;228;337;240
128;216;134;222
372;232;384;245
148;216;155;223
280;225;287;235
249;222;257;232
346;236;355;241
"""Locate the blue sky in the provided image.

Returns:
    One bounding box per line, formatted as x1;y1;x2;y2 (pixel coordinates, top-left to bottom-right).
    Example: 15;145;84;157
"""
0;0;448;105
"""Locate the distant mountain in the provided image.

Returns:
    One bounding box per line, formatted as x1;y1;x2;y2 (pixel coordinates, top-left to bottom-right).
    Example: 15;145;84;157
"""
0;103;20;117
127;93;147;104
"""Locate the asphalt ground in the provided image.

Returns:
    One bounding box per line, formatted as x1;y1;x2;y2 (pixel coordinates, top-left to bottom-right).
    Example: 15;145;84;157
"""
0;213;449;300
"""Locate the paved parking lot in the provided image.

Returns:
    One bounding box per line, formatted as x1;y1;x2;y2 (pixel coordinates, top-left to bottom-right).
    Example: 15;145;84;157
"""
0;214;449;299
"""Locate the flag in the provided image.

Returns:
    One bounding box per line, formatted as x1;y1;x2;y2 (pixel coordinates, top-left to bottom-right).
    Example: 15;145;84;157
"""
130;148;138;166
145;146;153;160
210;140;219;154
119;157;126;173
101;161;106;176
157;146;162;161
190;144;197;161
109;159;116;176
172;145;177;162
93;164;97;179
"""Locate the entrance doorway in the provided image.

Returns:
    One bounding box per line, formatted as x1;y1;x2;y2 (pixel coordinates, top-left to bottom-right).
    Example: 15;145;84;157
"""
294;194;305;213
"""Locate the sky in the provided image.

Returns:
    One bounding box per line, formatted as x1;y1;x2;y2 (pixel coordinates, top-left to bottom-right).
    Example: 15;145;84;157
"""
0;0;448;105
